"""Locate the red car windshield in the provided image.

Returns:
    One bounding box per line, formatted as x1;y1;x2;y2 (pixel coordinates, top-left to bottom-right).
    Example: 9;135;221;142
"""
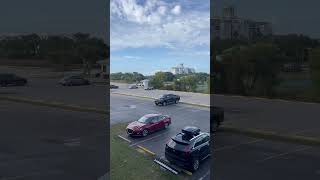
137;116;152;123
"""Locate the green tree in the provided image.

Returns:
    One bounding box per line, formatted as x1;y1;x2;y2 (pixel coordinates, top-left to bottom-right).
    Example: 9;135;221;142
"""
310;48;320;92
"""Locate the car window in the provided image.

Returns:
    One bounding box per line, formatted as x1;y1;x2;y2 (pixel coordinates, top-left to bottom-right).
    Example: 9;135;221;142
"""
203;135;210;143
151;116;160;123
194;140;202;147
194;136;205;147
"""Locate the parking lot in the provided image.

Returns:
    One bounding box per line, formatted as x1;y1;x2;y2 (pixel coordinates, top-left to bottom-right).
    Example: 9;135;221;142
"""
214;132;320;180
0;66;108;179
111;93;210;180
0;101;107;180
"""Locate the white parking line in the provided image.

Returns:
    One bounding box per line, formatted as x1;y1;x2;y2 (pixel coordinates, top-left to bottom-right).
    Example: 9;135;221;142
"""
215;139;263;152
129;131;168;147
118;135;131;143
198;170;210;180
257;146;312;163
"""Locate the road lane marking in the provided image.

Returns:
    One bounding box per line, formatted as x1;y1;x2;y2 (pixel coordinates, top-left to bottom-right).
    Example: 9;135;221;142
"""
257;146;312;163
215;139;263;152
129;131;168;147
117;135;131;143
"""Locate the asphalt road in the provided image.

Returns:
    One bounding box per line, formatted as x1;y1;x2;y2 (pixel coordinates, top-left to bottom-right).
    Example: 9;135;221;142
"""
0;101;107;180
111;94;211;180
214;94;320;137
0;78;107;109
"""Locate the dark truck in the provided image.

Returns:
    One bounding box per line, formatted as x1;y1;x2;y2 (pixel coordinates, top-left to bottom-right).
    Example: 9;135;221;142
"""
211;106;224;132
154;94;180;106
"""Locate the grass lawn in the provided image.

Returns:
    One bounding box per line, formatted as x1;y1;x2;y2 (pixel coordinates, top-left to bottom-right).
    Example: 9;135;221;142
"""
110;123;185;180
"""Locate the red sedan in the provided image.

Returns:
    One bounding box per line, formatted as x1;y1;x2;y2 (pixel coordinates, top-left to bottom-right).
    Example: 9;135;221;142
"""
126;114;171;137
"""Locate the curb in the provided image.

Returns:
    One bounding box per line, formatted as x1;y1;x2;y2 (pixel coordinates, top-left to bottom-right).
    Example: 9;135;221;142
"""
214;94;320;105
112;92;210;108
0;96;107;114
221;126;320;146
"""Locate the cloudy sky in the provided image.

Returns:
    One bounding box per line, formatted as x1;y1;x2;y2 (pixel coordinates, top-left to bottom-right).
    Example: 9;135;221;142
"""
110;0;210;75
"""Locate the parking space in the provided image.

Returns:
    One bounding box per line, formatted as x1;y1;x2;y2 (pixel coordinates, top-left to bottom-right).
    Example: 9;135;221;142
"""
111;93;210;179
213;132;320;180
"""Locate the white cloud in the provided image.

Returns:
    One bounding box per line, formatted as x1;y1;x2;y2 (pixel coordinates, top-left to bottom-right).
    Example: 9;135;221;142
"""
111;0;209;52
171;5;181;15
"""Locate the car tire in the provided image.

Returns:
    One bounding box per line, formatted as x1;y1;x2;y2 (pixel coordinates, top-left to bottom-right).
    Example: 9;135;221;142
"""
191;158;200;172
163;102;167;106
174;100;177;104
142;129;149;137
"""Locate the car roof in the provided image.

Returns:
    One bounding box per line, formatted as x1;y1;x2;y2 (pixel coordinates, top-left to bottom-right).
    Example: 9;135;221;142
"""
143;114;161;118
182;126;200;134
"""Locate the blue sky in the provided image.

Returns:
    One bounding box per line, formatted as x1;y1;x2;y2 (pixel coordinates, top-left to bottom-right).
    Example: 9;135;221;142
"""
110;0;210;75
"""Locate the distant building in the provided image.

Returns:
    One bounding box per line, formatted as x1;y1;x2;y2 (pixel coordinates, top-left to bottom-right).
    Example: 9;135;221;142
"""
212;5;272;40
170;64;195;75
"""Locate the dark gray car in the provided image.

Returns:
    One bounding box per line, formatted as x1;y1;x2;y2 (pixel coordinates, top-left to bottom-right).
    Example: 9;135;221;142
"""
59;75;90;86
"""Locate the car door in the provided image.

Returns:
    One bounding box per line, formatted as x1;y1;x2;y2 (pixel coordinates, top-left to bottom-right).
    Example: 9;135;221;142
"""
194;135;209;160
167;95;173;104
201;135;210;158
151;116;162;131
147;117;157;132
158;115;167;129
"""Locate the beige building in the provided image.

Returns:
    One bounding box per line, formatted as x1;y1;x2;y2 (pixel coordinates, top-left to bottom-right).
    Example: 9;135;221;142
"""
212;5;272;40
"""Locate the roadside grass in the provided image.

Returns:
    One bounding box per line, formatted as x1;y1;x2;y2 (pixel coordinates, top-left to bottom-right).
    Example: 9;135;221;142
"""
110;123;184;180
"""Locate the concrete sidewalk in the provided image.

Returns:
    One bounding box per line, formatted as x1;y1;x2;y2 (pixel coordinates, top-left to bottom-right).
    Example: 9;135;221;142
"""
110;82;210;107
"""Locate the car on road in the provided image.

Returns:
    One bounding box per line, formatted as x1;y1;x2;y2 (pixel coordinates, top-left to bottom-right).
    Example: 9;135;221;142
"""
126;114;171;137
59;75;90;86
128;84;138;89
144;86;154;90
110;84;119;89
155;94;180;106
0;73;27;87
136;82;143;87
211;106;224;132
165;126;210;172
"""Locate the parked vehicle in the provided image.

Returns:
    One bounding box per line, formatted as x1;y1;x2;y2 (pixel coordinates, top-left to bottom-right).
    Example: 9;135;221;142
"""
59;75;90;86
129;84;138;89
110;84;119;89
126;114;171;137
165;126;210;172
211;106;224;132
155;94;180;106
0;73;27;87
136;82;143;87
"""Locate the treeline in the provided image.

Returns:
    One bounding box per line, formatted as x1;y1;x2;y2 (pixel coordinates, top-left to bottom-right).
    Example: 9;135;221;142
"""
0;33;109;66
213;34;320;99
111;71;210;93
110;72;145;83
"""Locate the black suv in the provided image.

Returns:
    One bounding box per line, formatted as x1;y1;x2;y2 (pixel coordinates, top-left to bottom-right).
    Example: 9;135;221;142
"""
0;73;27;87
165;126;210;172
155;94;180;106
